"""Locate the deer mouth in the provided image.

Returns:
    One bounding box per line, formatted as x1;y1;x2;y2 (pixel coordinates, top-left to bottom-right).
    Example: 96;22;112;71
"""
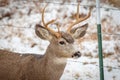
72;51;81;58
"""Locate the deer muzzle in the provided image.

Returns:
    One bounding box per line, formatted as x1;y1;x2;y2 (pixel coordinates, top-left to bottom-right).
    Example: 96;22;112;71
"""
72;51;81;58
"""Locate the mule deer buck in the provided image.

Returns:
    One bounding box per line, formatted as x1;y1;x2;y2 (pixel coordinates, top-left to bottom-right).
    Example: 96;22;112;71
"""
0;3;91;80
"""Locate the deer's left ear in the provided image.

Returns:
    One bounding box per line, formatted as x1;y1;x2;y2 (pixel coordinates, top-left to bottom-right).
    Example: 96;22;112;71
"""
70;23;88;39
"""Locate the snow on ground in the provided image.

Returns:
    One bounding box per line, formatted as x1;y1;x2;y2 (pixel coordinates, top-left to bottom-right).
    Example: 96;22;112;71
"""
0;0;120;80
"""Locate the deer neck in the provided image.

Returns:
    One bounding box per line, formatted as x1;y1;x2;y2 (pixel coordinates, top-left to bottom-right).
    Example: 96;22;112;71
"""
40;46;67;80
44;46;67;67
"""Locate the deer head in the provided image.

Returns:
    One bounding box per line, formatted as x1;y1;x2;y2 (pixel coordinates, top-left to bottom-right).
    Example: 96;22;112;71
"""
35;3;91;58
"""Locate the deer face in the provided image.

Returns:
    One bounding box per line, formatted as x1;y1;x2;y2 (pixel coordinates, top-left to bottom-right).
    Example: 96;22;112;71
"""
48;32;79;58
34;3;91;58
35;24;88;58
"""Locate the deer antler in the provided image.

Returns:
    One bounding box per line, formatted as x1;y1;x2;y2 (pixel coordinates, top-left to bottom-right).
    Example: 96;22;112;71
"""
41;4;61;38
34;2;61;38
67;3;92;33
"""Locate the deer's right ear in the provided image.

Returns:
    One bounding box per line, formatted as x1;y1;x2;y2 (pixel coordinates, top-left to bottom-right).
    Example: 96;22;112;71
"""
35;24;52;41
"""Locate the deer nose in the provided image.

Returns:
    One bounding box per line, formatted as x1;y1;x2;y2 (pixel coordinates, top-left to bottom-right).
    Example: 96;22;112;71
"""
72;51;81;58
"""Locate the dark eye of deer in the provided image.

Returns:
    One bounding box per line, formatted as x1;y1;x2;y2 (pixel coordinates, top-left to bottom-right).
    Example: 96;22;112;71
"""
59;41;65;45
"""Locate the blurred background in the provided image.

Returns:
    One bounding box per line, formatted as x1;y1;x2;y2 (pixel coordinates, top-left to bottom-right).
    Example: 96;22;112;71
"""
0;0;120;80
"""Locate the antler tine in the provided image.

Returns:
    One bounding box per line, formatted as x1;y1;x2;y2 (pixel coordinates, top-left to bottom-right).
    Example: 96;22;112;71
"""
42;4;57;27
67;3;91;33
33;1;61;38
76;3;80;20
41;4;61;38
42;4;48;27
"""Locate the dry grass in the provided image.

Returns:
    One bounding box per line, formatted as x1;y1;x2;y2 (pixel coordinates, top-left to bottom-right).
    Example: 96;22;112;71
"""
73;73;80;80
108;0;120;8
0;0;9;7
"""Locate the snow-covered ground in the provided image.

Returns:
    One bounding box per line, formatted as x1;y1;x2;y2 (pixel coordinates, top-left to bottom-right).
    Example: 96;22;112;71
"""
0;0;120;80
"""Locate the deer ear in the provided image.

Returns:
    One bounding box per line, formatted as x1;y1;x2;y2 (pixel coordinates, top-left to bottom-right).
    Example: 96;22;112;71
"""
70;23;88;39
35;24;52;41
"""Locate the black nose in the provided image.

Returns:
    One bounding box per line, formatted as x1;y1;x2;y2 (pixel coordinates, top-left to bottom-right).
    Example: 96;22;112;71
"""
72;51;81;58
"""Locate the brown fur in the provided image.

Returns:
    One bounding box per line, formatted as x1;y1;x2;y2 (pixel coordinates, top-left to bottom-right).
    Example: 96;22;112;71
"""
0;25;88;80
0;33;73;80
0;15;88;80
0;48;66;80
61;32;74;43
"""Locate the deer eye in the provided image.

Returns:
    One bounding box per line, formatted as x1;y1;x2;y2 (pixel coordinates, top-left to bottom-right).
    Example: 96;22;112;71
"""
59;41;66;45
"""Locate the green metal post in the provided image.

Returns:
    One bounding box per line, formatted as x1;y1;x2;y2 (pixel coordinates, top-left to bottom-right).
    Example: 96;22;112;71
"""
97;24;104;80
96;0;104;80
